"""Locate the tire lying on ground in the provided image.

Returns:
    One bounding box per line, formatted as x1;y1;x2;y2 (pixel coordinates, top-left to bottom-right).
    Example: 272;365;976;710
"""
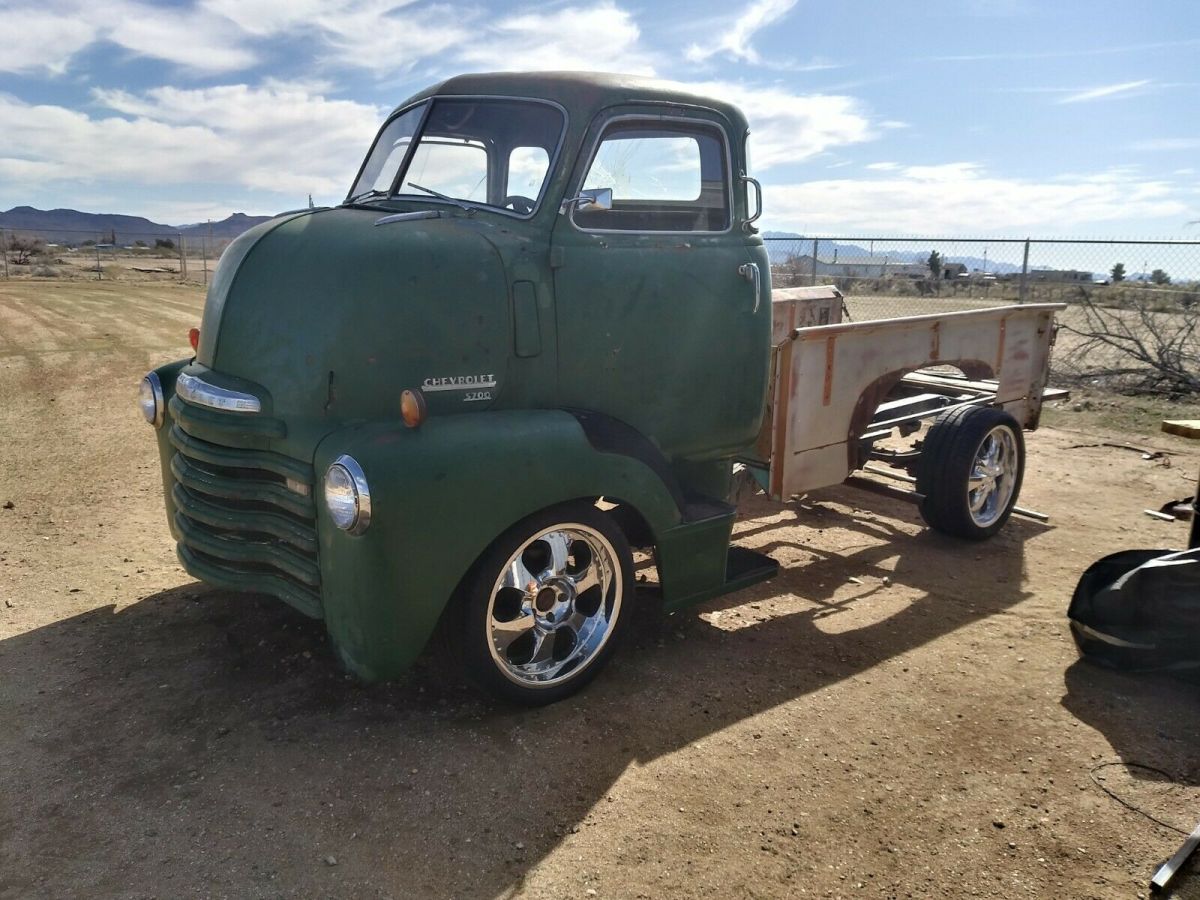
916;405;1026;540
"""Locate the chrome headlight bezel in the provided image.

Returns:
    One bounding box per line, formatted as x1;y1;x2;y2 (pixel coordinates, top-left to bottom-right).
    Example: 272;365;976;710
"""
175;371;261;414
324;454;372;535
139;372;164;428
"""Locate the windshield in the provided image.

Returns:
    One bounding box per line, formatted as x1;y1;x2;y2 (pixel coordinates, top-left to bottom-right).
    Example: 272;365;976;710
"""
347;98;565;216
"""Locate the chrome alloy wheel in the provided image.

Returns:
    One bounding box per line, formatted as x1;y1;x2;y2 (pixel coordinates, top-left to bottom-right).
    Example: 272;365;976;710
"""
967;425;1019;527
486;524;622;688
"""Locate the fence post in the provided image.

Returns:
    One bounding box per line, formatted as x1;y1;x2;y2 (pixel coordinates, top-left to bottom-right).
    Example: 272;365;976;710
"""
1019;238;1030;303
178;235;186;281
95;234;102;281
1;228;7;279
811;237;819;286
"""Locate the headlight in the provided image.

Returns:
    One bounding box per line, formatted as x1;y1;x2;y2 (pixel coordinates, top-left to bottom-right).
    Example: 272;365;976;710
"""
324;455;371;534
139;372;164;427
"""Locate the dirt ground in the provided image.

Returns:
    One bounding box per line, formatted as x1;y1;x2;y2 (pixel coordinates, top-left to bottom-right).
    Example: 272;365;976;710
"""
2;280;1199;900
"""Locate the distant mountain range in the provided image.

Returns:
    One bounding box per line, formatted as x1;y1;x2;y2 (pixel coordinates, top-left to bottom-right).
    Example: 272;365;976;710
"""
762;232;1023;275
0;206;275;243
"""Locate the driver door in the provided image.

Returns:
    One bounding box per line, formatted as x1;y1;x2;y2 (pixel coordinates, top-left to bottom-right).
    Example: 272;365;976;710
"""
550;108;769;461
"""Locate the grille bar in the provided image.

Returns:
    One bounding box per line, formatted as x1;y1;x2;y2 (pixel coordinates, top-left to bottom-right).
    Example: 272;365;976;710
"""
169;424;310;483
178;546;322;619
172;483;318;554
175;513;320;586
171;453;314;519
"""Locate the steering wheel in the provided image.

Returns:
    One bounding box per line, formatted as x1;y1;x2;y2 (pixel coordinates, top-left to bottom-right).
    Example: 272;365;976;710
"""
503;195;536;215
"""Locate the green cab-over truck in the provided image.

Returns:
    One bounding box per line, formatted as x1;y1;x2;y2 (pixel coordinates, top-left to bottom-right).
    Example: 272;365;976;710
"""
140;72;1064;704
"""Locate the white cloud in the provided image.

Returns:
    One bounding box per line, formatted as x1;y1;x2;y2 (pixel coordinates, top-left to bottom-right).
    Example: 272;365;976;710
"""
0;9;95;74
209;1;646;76
923;38;1200;63
457;3;654;75
0;82;382;201
669;80;875;168
865;161;900;171
103;1;260;72
317;3;471;74
685;0;797;64
201;0;335;36
1131;138;1200;152
763;163;1188;234
0;0;259;74
1057;79;1152;104
0;1;653;79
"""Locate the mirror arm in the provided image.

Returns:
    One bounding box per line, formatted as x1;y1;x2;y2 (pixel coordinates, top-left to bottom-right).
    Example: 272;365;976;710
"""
559;196;595;215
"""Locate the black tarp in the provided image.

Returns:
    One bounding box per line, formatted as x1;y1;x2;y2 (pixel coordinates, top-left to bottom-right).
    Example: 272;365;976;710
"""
1069;547;1200;673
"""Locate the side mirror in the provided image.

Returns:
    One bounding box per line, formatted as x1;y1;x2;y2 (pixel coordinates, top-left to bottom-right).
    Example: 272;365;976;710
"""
560;187;613;214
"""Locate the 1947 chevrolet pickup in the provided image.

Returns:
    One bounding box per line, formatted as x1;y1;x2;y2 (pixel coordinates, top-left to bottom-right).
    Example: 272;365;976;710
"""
140;72;1063;704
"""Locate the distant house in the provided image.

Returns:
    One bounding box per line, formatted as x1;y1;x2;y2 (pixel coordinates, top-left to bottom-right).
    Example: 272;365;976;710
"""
786;255;929;279
1024;268;1093;283
941;262;968;279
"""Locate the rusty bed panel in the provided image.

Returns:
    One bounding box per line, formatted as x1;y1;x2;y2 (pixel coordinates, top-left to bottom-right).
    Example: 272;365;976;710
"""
764;299;1063;500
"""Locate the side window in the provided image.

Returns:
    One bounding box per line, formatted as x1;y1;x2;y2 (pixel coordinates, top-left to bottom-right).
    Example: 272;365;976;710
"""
399;139;488;201
574;120;730;232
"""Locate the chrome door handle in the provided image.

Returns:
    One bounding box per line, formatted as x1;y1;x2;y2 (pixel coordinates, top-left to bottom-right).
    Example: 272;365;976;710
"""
738;262;761;313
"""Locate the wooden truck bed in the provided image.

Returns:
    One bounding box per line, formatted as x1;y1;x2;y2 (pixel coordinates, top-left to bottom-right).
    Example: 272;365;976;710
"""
753;287;1065;501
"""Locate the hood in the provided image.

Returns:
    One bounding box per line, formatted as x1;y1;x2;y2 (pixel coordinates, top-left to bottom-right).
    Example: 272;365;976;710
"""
196;206;510;438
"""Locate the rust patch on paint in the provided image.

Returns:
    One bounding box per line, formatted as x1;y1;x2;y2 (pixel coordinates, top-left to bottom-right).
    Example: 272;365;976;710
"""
822;335;836;406
995;318;1007;373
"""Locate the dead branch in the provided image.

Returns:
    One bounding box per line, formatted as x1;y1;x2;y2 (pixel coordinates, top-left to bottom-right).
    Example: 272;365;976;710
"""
1058;290;1200;395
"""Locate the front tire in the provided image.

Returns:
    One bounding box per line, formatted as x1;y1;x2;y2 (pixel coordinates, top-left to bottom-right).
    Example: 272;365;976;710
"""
916;406;1025;540
456;502;634;705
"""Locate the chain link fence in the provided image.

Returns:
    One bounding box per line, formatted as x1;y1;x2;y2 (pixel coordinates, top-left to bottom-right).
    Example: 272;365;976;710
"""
765;236;1200;319
0;226;230;285
764;236;1200;393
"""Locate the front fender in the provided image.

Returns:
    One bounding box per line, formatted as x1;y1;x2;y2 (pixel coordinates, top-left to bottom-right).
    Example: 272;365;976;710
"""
313;409;684;681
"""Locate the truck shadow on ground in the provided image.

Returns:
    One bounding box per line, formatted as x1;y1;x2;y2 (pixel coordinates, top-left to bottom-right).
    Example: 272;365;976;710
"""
2;488;1049;898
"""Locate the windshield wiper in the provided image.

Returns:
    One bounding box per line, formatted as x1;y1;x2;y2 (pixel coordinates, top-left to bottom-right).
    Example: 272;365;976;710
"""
407;183;475;215
344;188;389;205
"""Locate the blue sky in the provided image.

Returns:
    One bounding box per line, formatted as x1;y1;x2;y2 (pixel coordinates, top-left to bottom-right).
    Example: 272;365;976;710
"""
0;0;1197;235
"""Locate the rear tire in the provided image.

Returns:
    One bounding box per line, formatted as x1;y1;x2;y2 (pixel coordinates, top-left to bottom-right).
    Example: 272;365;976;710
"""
916;406;1025;540
454;502;634;705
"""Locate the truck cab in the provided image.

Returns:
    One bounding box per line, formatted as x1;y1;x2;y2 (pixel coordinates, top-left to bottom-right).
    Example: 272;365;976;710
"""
140;73;777;703
140;72;1059;704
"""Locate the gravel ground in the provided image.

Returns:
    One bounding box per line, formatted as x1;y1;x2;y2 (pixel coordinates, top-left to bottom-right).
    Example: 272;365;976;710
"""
2;280;1199;899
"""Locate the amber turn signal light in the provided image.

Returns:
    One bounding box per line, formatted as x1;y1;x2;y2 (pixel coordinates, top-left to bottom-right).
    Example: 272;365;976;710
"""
400;388;427;428
188;327;200;351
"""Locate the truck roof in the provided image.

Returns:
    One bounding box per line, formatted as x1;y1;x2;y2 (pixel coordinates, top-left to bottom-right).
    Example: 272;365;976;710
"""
394;71;749;134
